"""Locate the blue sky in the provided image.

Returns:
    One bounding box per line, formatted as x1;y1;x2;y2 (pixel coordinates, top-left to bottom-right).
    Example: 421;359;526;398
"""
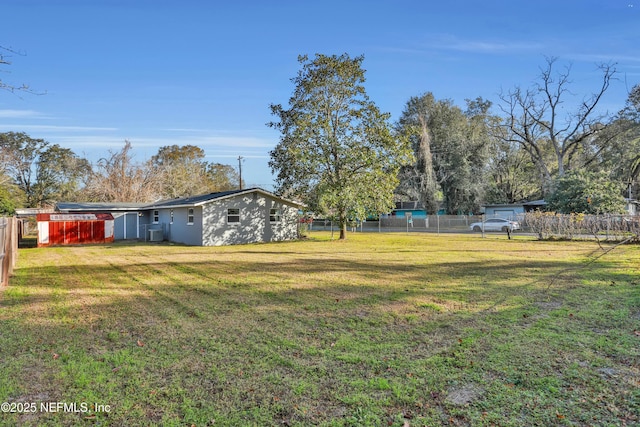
1;0;638;190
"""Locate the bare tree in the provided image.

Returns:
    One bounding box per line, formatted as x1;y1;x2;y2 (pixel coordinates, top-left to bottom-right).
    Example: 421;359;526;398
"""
497;57;616;194
84;141;161;202
0;46;38;94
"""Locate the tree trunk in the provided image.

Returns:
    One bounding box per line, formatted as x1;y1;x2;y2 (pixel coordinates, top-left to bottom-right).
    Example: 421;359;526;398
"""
339;222;347;240
338;209;348;240
556;151;566;178
417;116;439;214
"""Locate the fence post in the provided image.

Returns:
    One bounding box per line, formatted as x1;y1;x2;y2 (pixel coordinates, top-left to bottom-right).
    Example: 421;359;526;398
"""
0;218;5;286
0;217;17;287
11;217;17;271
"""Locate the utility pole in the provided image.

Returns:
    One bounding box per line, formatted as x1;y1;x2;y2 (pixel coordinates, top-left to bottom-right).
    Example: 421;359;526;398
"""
238;156;244;190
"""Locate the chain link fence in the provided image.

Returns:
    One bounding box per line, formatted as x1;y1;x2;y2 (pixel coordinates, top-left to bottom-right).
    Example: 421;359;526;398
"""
311;215;488;234
307;213;640;242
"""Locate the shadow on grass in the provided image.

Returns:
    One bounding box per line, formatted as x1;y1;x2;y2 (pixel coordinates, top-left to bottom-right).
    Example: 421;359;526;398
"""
2;239;638;426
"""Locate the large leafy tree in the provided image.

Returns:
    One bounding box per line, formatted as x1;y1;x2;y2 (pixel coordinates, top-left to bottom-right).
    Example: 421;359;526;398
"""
497;58;617;194
395;94;440;214
151;144;213;198
546;170;626;214
485;138;541;204
0;132;89;207
150;145;241;198
33;144;91;205
269;53;412;239
205;163;241;192
596;84;640;200
0;174;20;214
395;93;492;214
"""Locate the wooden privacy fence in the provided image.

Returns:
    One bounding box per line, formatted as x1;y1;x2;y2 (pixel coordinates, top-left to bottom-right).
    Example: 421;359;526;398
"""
0;217;19;286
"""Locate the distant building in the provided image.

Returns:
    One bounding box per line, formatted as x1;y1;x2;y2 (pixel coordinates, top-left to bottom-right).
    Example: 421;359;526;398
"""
482;200;547;220
386;201;427;218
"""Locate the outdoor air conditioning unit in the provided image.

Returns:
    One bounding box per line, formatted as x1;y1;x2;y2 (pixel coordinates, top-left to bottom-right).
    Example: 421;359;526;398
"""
149;229;163;242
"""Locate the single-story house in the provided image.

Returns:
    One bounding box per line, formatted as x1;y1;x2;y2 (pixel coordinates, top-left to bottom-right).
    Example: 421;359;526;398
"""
55;188;305;246
389;201;427;219
378;201;428;220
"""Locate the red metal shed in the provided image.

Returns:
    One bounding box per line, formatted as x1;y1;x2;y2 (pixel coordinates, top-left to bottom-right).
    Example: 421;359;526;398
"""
37;213;115;247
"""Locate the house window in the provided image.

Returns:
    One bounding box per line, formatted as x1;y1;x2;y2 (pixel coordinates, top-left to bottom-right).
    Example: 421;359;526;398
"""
153;210;159;223
227;208;240;224
187;208;194;225
269;208;281;223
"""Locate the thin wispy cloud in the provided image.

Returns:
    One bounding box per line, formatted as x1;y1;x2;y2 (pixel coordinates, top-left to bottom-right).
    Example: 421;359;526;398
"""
0;124;118;132
162;128;207;133
132;135;274;149
41;136;124;147
566;53;640;64
43;134;274;152
379;36;545;58
0;109;46;118
433;36;544;54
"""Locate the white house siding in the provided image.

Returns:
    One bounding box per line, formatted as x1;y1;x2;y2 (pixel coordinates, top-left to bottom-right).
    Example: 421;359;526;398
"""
201;192;299;246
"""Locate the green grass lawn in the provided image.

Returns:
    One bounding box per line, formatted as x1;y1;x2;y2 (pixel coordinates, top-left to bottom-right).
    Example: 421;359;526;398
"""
1;232;638;426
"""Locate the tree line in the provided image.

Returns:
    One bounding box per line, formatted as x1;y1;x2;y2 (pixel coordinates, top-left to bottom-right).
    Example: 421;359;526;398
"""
2;53;639;238
0;137;241;214
268;54;639;238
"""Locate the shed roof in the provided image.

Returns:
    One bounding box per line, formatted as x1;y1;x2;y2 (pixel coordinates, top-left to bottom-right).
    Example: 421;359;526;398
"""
37;212;114;221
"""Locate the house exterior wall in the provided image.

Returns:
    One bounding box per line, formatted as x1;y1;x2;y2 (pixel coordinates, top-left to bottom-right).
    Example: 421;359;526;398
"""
392;209;427;219
125;213;140;239
201;192;299;246
139;207;202;245
165;206;203;246
112;212;140;240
